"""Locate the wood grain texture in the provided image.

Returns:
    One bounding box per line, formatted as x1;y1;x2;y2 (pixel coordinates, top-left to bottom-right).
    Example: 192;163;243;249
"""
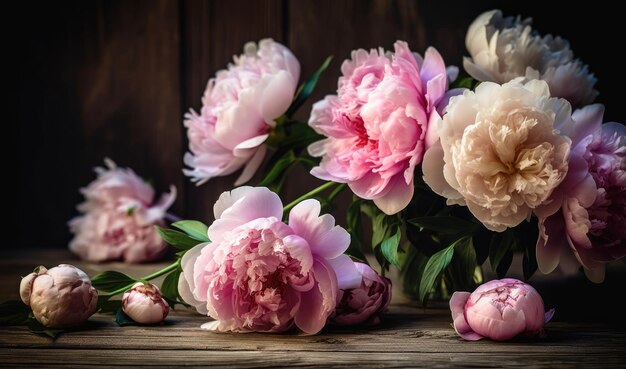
1;251;625;367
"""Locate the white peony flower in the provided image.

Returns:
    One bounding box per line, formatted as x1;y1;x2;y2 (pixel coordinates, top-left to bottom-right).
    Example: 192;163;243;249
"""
423;79;572;232
464;10;597;108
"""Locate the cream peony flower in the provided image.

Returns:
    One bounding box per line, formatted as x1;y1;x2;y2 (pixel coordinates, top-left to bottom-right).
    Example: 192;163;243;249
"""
423;79;571;231
464;10;597;108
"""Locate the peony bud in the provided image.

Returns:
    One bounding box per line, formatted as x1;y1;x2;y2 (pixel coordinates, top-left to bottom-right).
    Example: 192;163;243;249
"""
331;262;392;326
450;278;554;341
20;264;98;328
122;283;169;324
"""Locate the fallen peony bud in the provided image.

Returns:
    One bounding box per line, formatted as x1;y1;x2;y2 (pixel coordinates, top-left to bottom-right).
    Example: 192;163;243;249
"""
20;264;98;328
450;278;554;341
122;283;169;324
331;262;391;326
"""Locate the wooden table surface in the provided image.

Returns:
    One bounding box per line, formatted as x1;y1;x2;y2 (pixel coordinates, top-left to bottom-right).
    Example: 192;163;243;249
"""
1;251;625;368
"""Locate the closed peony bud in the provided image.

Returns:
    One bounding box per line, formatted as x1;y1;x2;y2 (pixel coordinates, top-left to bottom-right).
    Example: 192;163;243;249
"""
122;283;169;324
331;262;391;326
450;278;554;341
19;264;98;328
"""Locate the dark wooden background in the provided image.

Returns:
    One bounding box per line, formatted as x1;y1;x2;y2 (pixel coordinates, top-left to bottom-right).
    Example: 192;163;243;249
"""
15;0;624;249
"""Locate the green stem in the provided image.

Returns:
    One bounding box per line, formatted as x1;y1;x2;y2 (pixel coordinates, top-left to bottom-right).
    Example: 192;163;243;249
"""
102;260;180;297
282;181;338;214
327;183;347;203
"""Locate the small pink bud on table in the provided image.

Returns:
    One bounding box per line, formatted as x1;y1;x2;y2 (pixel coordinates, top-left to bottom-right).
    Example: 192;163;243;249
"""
122;283;169;324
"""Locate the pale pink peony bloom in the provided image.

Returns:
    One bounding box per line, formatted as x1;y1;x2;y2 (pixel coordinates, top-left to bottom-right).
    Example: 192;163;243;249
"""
20;264;98;328
423;79;571;231
464;10;597;108
178;187;361;334
69;159;177;263
122;282;170;324
331;262;391;326
450;278;554;341
308;41;459;215
184;39;300;186
537;104;626;283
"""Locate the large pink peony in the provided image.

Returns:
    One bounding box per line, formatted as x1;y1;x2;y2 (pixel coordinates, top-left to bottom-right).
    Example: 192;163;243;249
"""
178;187;361;334
423;79;571;231
184;39;300;186
308;41;458;215
537;104;626;282
68;159;176;263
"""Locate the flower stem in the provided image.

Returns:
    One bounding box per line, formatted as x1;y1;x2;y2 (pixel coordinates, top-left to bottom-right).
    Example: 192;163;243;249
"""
282;181;339;214
327;183;347;203
102;259;180;297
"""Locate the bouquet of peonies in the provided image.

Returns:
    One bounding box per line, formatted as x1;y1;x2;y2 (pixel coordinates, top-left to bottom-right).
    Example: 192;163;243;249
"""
4;9;623;340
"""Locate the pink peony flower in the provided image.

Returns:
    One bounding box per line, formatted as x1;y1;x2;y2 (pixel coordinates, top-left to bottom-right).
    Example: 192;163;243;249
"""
20;264;98;328
122;282;170;324
184;39;300;186
464;10;597;108
537;104;626;282
178;187;361;334
69;159;176;263
308;41;459;215
450;278;554;341
423;79;571;231
331;262;391;326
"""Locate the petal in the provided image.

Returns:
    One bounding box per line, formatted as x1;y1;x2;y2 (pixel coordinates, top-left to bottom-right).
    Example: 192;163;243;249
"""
211;186;283;225
327;255;362;290
283;235;314;273
422;142;463;202
536;215;567;275
234;145;267;186
450;292;483;341
544;308;555;324
294;259;337;334
259;71;298;123
178;243;209;315
420;47;447;87
564;104;604;145
373;174;414;215
288;199;350;259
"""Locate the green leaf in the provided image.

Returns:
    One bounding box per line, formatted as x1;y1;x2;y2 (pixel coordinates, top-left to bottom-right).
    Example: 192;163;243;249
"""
345;199;367;261
401;248;429;298
452;237;477;291
258;150;297;187
489;230;516;278
0;300;31;325
98;298;122;314
419;237;471;304
286;56;333;117
156;226;204;251
161;270;181;304
171;220;209;241
450;76;476;89
523;240;538;282
91;271;137;293
408;216;477;235
28;319;64;339
115;308;137;327
371;213;390;248
381;227;402;268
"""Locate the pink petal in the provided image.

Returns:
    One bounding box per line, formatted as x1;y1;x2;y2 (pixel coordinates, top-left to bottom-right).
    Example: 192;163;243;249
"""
288;199;350;259
294;259;337;334
536;215;566;274
420;47;447;87
178;242;209;315
282;235;314;272
565;104;604;145
450;292;483;341
327;255;361;290
373;174;414;215
212;186;283;224
234;145;267;186
544;308;555;323
259;71;298;123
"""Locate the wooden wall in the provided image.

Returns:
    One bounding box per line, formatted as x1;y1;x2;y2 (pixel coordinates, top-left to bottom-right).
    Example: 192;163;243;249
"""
16;0;624;248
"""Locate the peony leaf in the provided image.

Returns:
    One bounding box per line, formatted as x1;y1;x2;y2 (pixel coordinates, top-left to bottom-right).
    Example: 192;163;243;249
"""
115;308;137;327
97;296;122;314
381;226;402;268
408;216;477;235
452;237;478;291
371;213;390;248
27;319;64;339
419;236;471;304
171;220;209;242
91;271;137;293
523;241;538;282
345;198;367;261
0;300;31;326
286;55;333;117
156;226;204;250
160;270;183;307
489;230;516;278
